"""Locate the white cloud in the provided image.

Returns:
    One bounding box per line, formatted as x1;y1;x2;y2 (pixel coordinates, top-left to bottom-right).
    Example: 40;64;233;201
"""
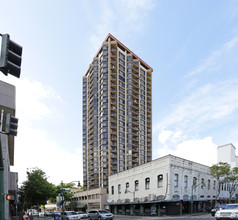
8;78;82;186
89;0;157;52
158;130;172;144
156;79;238;134
188;37;238;76
157;137;217;166
154;35;238;165
12;123;82;185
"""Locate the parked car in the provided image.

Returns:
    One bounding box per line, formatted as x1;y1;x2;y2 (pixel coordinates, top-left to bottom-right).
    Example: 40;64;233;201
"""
39;212;45;217
61;211;81;220
87;209;114;220
44;211;53;216
32;211;39;217
215;204;238;219
211;204;227;216
76;211;88;219
53;211;61;217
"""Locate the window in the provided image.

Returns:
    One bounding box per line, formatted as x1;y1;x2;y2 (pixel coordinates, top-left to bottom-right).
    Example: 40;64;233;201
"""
145;178;150;190
184;175;188;188
118;184;121;194
125;182;129;193
157;175;163;187
193;177;197;186
174;174;179;187
213;181;216;190
111;186;114;195
201;178;205;189
208;179;211;190
135;180;139;191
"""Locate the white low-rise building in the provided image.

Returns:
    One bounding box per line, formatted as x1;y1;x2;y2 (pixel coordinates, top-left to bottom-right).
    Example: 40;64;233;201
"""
108;154;217;216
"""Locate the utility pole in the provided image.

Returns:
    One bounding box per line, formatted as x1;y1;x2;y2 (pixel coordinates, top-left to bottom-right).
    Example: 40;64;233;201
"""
0;136;5;220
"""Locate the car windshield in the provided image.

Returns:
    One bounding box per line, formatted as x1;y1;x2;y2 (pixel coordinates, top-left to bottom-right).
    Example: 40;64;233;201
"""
218;204;227;209
225;205;238;210
98;210;109;214
68;212;77;215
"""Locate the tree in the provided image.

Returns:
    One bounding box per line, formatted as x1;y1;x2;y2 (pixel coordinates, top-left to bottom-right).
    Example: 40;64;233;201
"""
210;162;238;203
210;162;231;202
18;168;56;211
225;167;238;202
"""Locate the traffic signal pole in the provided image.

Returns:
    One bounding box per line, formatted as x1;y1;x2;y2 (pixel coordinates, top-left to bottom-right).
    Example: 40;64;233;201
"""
0;136;5;220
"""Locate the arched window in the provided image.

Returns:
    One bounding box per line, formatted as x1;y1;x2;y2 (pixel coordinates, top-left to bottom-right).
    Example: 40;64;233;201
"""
157;175;163;187
174;174;179;187
145;178;150;190
125;182;129;193
184;175;188;188
135;180;139;191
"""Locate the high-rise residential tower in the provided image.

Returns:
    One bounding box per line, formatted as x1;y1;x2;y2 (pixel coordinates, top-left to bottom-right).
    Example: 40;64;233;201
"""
83;34;153;190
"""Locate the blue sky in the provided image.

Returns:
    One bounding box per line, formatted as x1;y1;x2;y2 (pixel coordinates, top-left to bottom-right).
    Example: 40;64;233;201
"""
1;0;238;185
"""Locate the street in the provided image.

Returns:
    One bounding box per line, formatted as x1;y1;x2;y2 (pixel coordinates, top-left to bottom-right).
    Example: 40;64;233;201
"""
33;213;215;220
113;214;215;220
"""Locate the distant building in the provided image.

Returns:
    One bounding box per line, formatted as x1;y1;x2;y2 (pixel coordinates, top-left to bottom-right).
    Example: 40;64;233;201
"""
71;187;107;211
108;154;216;216
82;33;153;190
218;143;238;168
0;80;18;219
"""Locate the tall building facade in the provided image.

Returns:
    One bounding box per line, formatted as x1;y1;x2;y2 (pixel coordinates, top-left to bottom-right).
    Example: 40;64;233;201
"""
83;34;153;190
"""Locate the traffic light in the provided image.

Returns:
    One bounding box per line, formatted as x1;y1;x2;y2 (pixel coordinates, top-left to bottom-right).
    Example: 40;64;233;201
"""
0;34;22;78
6;194;15;200
5;113;18;136
77;181;81;188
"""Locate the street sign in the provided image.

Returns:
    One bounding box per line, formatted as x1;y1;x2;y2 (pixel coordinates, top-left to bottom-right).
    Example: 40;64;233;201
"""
63;189;70;192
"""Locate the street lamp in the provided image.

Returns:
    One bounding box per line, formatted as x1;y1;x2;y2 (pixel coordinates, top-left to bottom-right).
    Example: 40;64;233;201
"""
61;180;81;214
191;181;206;215
125;189;135;216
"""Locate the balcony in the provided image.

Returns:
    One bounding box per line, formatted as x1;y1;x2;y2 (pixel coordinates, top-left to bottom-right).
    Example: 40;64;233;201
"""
110;112;117;116
111;58;117;64
111;153;117;158
110;129;117;134
110;117;117;122
111;135;117;140
110;123;117;128
111;147;117;153
111;165;117;170
111;70;117;75
111;82;117;87
111;141;117;146
111;76;117;81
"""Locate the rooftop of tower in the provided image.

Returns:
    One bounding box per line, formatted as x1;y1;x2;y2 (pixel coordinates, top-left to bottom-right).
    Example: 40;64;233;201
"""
84;33;153;77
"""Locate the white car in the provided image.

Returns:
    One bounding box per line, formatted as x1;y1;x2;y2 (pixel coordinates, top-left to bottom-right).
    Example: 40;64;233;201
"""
61;211;81;220
215;204;238;220
39;212;45;217
76;211;88;219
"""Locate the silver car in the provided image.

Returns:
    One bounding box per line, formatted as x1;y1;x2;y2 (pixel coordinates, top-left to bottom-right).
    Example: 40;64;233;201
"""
76;211;88;219
61;211;81;220
87;209;114;220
